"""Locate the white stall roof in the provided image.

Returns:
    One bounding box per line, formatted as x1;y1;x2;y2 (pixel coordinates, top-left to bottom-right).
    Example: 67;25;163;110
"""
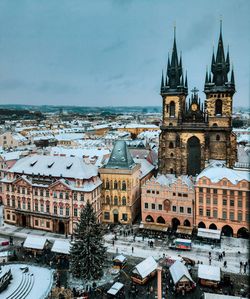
107;282;124;295
113;254;127;263
132;256;157;279
197;228;221;240
170;260;194;285
51;239;71;255
198;264;221;282
204;293;247;299
23;235;47;250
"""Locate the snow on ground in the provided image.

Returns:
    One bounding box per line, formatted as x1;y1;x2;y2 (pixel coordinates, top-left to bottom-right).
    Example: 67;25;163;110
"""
104;233;249;275
0;264;54;299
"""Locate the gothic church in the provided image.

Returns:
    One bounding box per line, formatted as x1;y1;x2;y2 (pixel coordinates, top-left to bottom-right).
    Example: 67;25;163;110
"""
158;23;237;176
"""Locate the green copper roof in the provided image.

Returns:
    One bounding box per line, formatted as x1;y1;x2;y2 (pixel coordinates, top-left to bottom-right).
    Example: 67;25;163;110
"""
104;140;136;169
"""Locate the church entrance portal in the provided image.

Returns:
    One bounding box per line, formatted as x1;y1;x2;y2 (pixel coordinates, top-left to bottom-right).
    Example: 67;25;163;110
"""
187;136;201;176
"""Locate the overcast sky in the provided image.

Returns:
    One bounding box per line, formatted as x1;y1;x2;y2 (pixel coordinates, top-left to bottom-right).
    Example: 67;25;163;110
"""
0;0;249;107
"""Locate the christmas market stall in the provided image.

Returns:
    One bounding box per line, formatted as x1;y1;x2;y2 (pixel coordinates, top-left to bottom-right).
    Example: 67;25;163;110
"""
107;282;125;298
112;254;127;269
23;235;48;257
51;239;71;255
169;260;196;294
131;256;158;285
196;228;221;246
198;264;221;288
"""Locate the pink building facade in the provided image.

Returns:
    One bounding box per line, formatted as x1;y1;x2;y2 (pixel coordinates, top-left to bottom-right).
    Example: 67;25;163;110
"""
0;155;102;235
141;174;195;229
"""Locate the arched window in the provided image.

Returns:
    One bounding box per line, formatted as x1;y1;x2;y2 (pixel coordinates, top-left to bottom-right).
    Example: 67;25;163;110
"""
106;195;110;205
169;142;174;149
215;99;222;115
114;181;118;190
106;180;110;189
216;134;220;141
170;101;175;117
122;181;126;191
122;196;126;206
114;196;118;205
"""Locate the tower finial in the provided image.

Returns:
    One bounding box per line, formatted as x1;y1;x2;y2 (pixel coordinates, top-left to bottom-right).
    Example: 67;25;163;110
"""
220;15;223;35
174;21;176;40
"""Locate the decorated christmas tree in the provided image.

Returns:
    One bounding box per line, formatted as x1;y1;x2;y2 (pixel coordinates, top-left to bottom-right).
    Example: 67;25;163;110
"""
70;201;106;281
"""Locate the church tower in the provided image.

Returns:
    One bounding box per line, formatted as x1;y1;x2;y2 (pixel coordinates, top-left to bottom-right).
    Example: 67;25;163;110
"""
159;23;237;176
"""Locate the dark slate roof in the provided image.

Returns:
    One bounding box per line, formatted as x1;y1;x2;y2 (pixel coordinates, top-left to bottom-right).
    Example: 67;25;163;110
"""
104;140;136;169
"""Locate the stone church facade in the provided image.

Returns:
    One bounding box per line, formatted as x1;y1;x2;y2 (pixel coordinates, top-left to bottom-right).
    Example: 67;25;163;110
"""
158;25;237;176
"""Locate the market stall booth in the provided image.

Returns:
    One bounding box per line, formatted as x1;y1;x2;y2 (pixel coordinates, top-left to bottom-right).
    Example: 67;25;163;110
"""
198;264;221;287
197;228;221;245
112;254;127;269
23;235;48;256
176;226;193;238
107;282;124;298
169;260;196;293
131;256;158;285
51;239;71;255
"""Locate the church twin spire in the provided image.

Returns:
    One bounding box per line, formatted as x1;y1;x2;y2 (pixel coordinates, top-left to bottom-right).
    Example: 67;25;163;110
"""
161;22;235;96
204;20;235;94
161;27;188;96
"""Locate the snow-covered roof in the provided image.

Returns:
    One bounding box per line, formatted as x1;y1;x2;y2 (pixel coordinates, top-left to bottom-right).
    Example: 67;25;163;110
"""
174;238;192;244
132;256;157;279
197;228;221;240
107;282;124;295
204;293;247;299
9;155;98;179
151;174;194;189
198;264;221;281
113;254;127;263
169;260;194;285
134;158;155;179
0;151;24;161
23;235;47;250
196;161;250;184
51;240;71;255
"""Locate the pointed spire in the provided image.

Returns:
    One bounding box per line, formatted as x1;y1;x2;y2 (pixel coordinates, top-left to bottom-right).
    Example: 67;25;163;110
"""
226;45;230;65
208;71;211;83
205;66;208;84
179;51;182;69
231;66;235;85
161;70;164;89
185;71;188;89
216;19;225;64
180;73;184;86
171;24;179;68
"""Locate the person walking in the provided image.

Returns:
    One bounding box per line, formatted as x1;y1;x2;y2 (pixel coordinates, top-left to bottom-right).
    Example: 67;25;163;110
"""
209;257;212;265
132;246;134;254
240;261;243;273
224;261;227;268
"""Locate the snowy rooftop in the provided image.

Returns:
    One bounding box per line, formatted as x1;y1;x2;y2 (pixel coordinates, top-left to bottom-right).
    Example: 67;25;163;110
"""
132;256;157;279
197;161;250;184
113;254;127;263
51;239;71;255
198;264;221;281
23;235;47;250
0;264;53;299
0;151;25;161
9;154;98;179
169;260;194;285
204;293;247;299
107;282;124;295
134;158;155;178
149;174;194;189
197;228;221;240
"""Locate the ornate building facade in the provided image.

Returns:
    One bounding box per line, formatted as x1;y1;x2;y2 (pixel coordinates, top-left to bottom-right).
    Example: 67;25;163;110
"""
158;25;237;176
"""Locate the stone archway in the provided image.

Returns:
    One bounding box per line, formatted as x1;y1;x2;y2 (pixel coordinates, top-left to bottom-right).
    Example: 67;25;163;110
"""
198;221;206;228
187;136;201;176
171;218;180;230
156;216;165;224
237;227;249;239
183;219;191;227
58;221;65;234
222;225;233;237
209;223;217;230
113;209;119;224
145;215;154;223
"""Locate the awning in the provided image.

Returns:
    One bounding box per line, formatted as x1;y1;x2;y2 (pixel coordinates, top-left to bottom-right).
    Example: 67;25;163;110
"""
107;282;124;295
139;222;169;232
23;235;47;250
197;228;221;240
198;264;221;282
51;239;71;255
176;226;193;235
